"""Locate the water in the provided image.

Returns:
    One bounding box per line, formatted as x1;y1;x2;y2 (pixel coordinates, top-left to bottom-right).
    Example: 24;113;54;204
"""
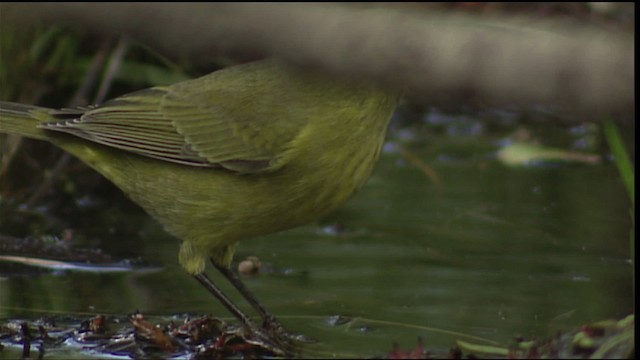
0;114;634;358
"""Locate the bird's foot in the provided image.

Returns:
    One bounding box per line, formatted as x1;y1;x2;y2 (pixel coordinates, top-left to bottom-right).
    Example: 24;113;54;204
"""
263;314;316;344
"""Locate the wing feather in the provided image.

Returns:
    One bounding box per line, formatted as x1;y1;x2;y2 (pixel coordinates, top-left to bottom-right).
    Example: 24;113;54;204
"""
39;61;308;172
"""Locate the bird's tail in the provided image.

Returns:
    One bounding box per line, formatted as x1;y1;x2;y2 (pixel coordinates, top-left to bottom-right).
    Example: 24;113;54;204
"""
0;101;52;141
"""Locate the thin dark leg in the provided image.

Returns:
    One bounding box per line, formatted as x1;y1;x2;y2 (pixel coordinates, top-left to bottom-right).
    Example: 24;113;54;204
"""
195;271;298;356
193;272;258;330
211;261;282;330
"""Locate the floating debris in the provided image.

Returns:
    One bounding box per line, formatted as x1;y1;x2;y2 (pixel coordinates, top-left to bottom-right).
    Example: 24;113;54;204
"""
0;312;300;359
385;314;634;359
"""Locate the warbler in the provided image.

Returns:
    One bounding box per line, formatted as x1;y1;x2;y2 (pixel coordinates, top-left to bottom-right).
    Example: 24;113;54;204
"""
0;59;399;343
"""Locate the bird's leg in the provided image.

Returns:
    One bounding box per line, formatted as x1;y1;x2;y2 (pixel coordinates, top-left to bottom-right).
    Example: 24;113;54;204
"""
210;260;313;346
211;260;283;331
193;272;259;330
194;272;295;356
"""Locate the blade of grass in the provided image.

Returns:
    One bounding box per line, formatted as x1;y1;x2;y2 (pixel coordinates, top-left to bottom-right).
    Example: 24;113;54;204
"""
603;120;634;205
603;119;634;297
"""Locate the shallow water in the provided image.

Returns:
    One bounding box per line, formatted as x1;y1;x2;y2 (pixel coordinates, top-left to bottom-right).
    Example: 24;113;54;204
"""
0;112;634;358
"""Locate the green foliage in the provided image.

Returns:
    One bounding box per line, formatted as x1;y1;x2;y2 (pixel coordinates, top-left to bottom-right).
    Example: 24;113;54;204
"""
603;119;635;295
603;120;634;205
0;21;190;104
0;23;86;102
115;61;190;86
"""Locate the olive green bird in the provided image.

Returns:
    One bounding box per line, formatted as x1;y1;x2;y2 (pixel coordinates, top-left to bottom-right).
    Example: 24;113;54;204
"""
0;60;398;339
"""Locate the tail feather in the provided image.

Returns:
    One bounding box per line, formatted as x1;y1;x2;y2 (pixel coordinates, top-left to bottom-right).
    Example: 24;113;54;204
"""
0;101;53;141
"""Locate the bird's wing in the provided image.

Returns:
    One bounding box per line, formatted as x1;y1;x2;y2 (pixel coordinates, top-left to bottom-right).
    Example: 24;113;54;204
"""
40;79;304;173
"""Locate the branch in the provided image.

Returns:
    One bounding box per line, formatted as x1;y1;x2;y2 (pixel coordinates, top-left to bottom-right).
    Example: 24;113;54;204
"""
2;3;634;117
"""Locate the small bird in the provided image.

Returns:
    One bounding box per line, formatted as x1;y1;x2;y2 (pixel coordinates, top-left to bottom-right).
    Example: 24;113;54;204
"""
0;59;399;345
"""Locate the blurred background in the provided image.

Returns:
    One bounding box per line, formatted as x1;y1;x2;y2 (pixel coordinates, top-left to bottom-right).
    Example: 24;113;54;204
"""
0;3;634;358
